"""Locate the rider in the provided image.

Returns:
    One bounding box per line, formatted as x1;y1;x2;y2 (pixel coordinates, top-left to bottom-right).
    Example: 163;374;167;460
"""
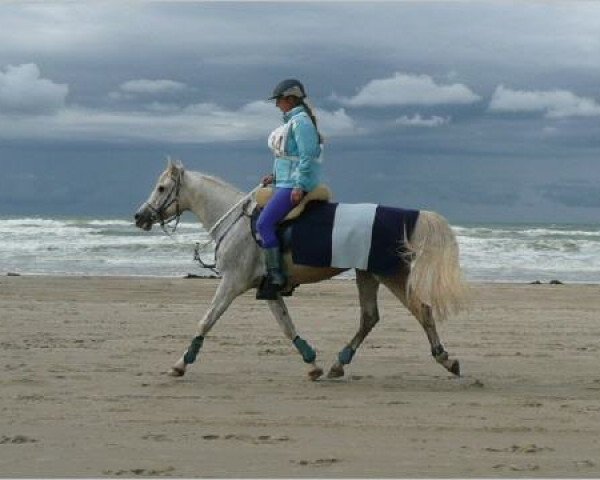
256;78;324;300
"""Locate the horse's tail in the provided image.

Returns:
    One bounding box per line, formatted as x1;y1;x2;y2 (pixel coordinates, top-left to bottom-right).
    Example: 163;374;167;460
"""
404;210;470;322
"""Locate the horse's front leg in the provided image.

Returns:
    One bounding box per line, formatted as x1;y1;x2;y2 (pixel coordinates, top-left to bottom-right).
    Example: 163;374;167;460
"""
170;275;246;377
267;297;323;381
328;270;380;378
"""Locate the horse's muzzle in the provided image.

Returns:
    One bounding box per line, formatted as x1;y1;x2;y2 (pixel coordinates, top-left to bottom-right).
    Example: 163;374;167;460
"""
134;207;154;231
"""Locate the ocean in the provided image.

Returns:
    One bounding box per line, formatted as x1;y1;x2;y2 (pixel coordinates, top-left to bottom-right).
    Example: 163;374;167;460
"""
1;216;599;284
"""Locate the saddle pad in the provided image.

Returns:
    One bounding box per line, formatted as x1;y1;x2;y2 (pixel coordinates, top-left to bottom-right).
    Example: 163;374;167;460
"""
290;202;420;276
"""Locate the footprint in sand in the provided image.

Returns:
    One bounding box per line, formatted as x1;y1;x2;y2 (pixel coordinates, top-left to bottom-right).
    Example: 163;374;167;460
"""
573;460;596;469
523;401;543;407
4;362;28;370
201;434;290;444
0;435;38;445
493;463;540;472
292;458;340;467
141;434;171;442
103;466;175;476
16;394;46;401
485;444;553;454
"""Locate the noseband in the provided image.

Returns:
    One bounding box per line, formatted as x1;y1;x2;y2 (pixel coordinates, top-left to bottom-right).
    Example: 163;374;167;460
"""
146;169;184;234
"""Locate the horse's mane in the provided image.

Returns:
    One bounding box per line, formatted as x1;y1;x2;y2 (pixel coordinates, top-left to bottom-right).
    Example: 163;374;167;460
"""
197;172;244;196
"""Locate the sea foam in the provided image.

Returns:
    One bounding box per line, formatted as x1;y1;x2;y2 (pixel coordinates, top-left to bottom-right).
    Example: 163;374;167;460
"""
1;217;599;283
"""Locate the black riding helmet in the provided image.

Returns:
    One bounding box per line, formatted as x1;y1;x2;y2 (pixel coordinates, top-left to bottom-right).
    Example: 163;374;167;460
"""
268;78;306;100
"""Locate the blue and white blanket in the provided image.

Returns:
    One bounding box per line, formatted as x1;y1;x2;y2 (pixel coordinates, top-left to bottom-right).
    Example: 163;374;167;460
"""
289;202;420;276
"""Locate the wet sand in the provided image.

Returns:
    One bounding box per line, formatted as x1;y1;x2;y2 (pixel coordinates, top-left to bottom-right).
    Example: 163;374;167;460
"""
1;275;599;477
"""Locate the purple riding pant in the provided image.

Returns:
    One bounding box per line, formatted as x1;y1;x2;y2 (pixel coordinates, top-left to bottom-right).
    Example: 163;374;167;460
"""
257;188;295;248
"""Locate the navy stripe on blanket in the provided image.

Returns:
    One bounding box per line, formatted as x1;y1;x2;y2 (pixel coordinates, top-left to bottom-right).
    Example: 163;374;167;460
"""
290;202;336;268
290;202;419;276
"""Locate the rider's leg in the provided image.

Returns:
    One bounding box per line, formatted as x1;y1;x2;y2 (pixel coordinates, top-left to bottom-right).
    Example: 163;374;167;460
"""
256;188;294;298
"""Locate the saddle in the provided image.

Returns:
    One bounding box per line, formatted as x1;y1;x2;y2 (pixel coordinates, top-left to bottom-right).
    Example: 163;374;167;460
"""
254;184;332;221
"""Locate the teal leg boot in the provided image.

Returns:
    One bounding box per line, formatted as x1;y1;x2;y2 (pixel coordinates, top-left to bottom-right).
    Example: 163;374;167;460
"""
256;247;286;300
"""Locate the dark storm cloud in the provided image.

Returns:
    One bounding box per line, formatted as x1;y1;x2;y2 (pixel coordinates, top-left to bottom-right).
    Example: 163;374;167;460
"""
0;2;599;222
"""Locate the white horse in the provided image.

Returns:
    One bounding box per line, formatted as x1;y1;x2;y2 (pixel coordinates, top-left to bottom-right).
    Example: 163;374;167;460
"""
134;159;469;380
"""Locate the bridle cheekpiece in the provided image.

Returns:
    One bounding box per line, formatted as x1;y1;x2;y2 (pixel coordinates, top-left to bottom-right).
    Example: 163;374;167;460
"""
146;168;184;234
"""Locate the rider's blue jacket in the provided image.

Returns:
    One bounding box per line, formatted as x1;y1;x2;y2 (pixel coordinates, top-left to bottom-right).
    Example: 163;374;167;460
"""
272;105;322;192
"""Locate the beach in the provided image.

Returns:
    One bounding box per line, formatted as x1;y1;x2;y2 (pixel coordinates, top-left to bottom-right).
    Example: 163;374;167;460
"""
1;275;599;477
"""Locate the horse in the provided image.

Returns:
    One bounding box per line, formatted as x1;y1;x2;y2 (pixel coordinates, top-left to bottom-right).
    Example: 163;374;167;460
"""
134;159;469;380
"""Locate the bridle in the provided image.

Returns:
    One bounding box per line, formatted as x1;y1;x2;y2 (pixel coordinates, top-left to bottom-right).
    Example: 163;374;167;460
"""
146;169;262;275
145;169;184;235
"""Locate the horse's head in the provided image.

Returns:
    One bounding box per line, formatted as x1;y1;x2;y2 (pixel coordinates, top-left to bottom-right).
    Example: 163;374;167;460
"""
134;158;185;231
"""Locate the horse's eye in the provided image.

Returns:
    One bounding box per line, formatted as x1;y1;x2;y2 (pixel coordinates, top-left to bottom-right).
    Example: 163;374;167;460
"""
158;186;165;193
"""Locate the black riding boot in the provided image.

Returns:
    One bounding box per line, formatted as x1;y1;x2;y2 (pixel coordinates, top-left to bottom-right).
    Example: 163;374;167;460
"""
256;247;286;300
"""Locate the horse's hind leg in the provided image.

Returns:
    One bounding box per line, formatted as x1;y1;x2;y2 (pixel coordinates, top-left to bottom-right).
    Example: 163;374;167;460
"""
268;297;323;381
380;274;460;377
416;304;460;376
328;270;380;379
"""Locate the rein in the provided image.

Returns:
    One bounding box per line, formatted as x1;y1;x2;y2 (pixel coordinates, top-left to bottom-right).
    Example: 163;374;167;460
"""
193;184;262;275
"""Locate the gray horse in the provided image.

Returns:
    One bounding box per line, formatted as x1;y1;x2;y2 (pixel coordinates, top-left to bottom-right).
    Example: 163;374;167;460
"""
134;159;469;380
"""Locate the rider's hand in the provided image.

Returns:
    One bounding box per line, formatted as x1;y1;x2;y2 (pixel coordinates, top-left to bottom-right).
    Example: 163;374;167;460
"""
261;174;274;186
291;188;304;205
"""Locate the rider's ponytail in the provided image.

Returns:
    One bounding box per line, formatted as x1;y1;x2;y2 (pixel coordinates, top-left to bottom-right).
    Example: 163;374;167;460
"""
300;99;324;145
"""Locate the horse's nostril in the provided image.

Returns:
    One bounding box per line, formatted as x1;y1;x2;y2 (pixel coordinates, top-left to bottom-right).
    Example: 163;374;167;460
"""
134;213;141;220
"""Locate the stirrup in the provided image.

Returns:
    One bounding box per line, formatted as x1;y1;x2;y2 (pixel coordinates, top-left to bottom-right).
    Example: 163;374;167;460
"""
256;275;282;300
280;283;297;297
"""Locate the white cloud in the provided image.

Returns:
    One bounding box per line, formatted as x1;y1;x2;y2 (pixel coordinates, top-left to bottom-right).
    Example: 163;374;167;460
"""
0;63;68;114
109;79;188;101
238;100;273;116
395;114;450;127
333;72;481;107
489;85;600;118
235;101;360;137
316;107;361;137
0;100;359;143
119;79;187;94
183;102;224;115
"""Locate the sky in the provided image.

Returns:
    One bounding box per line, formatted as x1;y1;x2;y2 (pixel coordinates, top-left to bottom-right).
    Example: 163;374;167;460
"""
1;1;599;223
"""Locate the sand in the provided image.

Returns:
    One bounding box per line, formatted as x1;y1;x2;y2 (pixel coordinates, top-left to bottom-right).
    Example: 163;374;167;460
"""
1;275;599;478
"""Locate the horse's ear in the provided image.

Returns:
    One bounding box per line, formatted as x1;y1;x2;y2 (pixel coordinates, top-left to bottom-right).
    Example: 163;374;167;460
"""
165;156;182;177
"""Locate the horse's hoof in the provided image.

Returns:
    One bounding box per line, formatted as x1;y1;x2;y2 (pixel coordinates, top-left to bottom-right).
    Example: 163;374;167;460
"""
327;365;345;379
169;366;186;377
449;360;461;377
308;367;324;381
